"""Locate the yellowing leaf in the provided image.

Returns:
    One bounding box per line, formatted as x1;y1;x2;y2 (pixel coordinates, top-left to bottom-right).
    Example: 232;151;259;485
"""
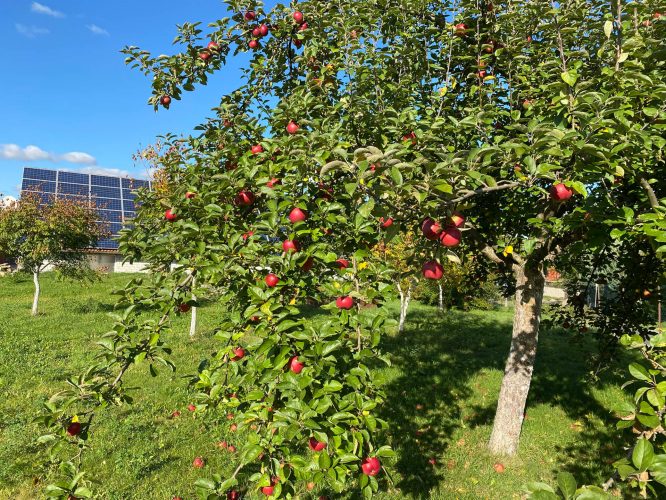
358;262;368;270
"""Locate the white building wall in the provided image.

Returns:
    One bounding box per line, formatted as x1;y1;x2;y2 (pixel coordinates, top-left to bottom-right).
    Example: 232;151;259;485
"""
113;255;149;273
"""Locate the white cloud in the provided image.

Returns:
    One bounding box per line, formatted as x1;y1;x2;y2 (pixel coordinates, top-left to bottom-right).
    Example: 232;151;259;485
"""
0;144;98;165
31;2;65;18
86;24;109;36
77;167;142;178
16;23;50;37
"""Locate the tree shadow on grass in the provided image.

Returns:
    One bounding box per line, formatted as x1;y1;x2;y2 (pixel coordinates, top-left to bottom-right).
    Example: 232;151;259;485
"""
378;305;629;498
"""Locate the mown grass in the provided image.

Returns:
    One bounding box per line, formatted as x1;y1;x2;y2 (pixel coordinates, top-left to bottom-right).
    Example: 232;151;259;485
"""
0;272;630;499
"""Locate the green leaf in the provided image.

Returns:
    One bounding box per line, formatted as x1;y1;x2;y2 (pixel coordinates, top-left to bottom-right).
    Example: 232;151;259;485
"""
603;20;613;38
390;167;403;186
632;438;655;471
561;71;578;87
556;471;576;499
629;362;651;381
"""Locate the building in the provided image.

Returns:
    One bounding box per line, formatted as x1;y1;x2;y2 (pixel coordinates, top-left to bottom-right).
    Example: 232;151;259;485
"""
20;167;150;273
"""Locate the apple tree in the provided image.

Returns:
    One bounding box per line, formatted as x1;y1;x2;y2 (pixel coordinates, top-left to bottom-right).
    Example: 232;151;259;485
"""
0;193;104;316
37;0;666;497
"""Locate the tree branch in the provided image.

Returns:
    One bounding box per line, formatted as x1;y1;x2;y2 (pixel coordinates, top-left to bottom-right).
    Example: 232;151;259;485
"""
640;177;659;209
439;181;521;206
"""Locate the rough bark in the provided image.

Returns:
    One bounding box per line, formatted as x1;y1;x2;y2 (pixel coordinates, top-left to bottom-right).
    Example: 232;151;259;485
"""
32;271;40;316
488;262;545;455
397;282;411;334
189;277;197;338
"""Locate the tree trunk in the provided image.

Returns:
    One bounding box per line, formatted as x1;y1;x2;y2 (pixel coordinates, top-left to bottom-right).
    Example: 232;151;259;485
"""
438;283;444;311
397;283;411;333
488;262;545;455
189;277;197;337
32;271;40;316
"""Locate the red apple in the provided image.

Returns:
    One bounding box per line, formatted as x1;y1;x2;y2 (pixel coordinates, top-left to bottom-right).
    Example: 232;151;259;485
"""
450;212;465;227
227;491;240;500
244;11;256;21
293;11;304;24
261;477;279;496
231;347;245;361
380;217;394;228
227;444;236;452
550;183;573;201
440;227;462;247
259;24;269;36
242;230;254;241
293;38;302;48
361;457;381;476
493;462;505;473
179;303;191;313
171;410;181;418
336;296;354;310
307;482;315;491
335;258;350;269
230;423;238;431
172;497;182;500
302;257;314;271
402;131;417;143
252;27;261;37
288;207;307;223
187;403;196;412
290;356;305;374
193;457;205;468
208;41;219;51
199;51;211;61
267;177;280;188
286;121;299;134
421;217;442;240
66;422;82;436
165;209;177;222
251;144;264;154
299;22;308;31
308;437;326;451
654;12;663;19
185;191;196;199
422;261;444;280
250;315;260;322
235;190;255;206
249;39;259;49
265;273;279;288
454;23;468;36
160;95;172;107
282;239;300;253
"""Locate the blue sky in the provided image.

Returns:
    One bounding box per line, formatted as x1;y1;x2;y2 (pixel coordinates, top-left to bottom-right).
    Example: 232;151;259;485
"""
0;1;258;197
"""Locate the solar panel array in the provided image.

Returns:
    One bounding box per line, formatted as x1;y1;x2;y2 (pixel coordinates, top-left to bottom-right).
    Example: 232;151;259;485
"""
21;167;151;250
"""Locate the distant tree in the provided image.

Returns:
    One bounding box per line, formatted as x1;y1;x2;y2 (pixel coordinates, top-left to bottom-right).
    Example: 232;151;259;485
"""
0;193;104;315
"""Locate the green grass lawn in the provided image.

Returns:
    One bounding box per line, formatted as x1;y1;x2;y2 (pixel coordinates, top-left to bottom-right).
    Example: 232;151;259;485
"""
0;272;630;499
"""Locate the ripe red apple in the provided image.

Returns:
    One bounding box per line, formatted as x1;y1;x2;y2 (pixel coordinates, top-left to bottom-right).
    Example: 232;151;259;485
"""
199;51;211;61
252;27;261;37
421;218;442;240
643;290;652;298
267;177;280;188
244;11;256;21
261;477;279;496
282;239;300;253
242;231;254;241
302;257;314;271
259;24;269;36
308;437;326;451
522;99;533;109
178;303;191;313
187;403;196;412
422;261;444;280
307;482;315;491
249;39;259;49
193;457;205;468
250;315;260;322
335;258;350;269
251;144;264;154
428;458;437;466
172;497;182;500
478;69;487;79
235;190;255;206
165;209;177;222
227;491;240;500
208;41;219;51
227;444;236;452
66;422;82;436
450;212;465;227
160;95;172;107
440;227;462;247
654;12;663;19
230;423;238;431
293;11;304;24
550;183;573;201
402;131;417;143
336;296;354;310
293;38;302;48
265;273;279;288
493;462;505;473
289;207;307;223
299;22;308;31
290;356;305;374
185;191;196;199
286;121;299;134
361;457;381;476
380;217;394;228
231;347;245;361
171;410;181;418
454;23;468;36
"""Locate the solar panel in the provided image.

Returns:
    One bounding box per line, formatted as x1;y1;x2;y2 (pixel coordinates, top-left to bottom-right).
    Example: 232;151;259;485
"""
20;167;150;251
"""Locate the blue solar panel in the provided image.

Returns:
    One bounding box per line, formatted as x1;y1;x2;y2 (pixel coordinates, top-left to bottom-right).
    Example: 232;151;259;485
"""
58;183;89;196
24;167;56;181
22;179;56;192
95;199;122;211
92;185;121;199
122;190;137;200
91;175;121;188
108;223;123;234
58;193;87;202
124;211;136;220
98;210;123;222
123;200;135;212
58;171;89;185
122;178;150;189
98;239;119;250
